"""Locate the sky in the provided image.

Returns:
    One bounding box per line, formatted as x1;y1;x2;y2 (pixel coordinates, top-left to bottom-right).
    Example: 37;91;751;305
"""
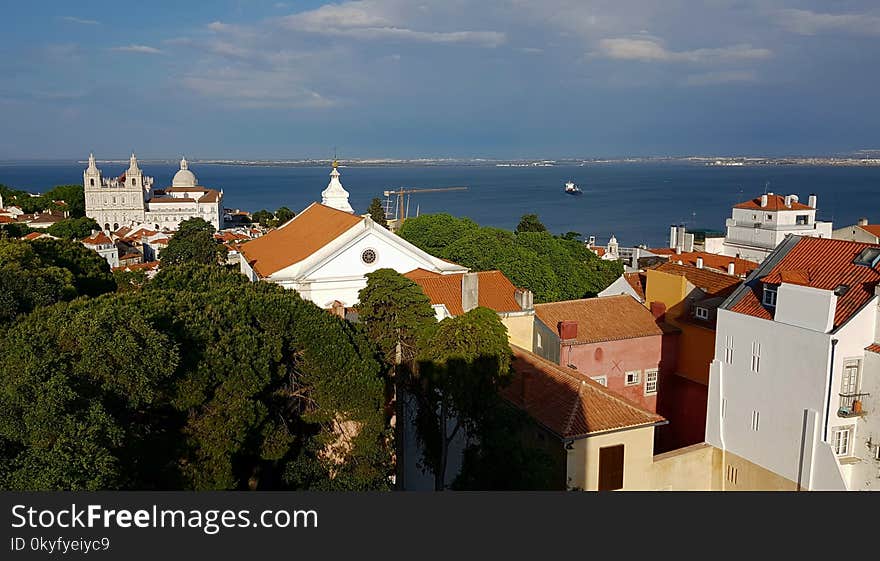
1;0;879;159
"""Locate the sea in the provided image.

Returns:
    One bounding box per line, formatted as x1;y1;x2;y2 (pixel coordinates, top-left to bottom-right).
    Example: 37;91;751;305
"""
2;160;879;248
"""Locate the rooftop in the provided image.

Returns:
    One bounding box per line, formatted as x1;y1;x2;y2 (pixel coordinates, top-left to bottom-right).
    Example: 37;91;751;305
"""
405;269;522;316
734;194;813;212
624;271;646;301
534;294;664;344
648;249;759;277
82;231;113;245
238;202;362;278
652;261;743;297
501;346;665;440
728;237;880;330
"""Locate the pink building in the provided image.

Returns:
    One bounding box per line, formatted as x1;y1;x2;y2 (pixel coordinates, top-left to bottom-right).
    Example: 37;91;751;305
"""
533;295;679;412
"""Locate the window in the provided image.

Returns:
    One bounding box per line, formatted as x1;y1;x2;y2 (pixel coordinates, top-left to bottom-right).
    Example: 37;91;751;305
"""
361;248;377;265
591;375;607;387
726;464;738;485
762;285;777;307
724;335;734;364
695;306;709;320
644;369;658;395
90;178;95;186
598;445;624;491
766;214;772;221
832;426;853;456
751;341;761;373
625;370;640;386
841;360;860;395
722;398;727;419
853;247;880;268
796;215;809;225
750;410;760;431
875;445;880;461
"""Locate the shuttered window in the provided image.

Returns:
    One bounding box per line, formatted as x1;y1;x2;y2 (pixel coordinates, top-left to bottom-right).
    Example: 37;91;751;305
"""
598;444;625;491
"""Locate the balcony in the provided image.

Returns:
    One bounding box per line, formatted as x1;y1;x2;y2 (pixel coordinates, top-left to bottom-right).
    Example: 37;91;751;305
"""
838;393;869;418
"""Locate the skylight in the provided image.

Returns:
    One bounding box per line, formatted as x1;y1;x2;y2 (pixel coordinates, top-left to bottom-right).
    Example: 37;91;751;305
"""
853;247;880;268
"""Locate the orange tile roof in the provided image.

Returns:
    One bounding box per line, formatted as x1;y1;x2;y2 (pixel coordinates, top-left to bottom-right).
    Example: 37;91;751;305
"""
22;232;44;240
148;197;197;204
734;194;813;211
730;237;880;330
198;190;221;203
82;232;113;245
859;224;880;238
865;344;880;354
0;216;15;224
649;249;759;276
502;346;665;439
238;203;362;278
534;295;663;344
404;268;442;279
653;262;742;297
112;260;159;272
405;270;521;316
624;272;646;300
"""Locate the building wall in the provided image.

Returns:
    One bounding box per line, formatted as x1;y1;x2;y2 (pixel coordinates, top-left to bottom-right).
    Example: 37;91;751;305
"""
533;317;560;364
655;372;708;453
832;225;879;243
706;308;849;489
561;335;668;412
567;426;657;491
644;269;687;313
501;312;535;352
597;275;642;301
650;443;721;491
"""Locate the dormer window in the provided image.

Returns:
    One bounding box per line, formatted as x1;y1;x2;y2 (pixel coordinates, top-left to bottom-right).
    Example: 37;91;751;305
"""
695;306;709;320
763;285;778;307
853;247;880;268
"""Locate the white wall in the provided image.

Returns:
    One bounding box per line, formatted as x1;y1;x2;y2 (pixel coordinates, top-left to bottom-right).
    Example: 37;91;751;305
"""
598;274;642;302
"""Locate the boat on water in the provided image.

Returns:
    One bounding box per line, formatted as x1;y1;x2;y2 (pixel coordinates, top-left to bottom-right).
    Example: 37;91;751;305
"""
564;180;583;195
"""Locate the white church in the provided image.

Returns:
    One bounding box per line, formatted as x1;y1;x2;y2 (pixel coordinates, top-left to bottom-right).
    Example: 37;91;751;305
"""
84;153;224;232
238;161;468;307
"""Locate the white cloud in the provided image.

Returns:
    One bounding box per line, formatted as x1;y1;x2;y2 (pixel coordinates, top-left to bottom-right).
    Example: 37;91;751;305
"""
181;69;337;109
62;16;99;26
111;45;164;55
684;70;757;86
279;1;506;47
597;37;771;64
777;9;880;36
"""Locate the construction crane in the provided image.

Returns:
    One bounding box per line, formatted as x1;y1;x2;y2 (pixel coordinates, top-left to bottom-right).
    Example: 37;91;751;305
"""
382;186;468;228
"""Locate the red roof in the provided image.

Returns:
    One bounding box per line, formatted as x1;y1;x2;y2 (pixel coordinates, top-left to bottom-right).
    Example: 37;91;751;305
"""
859;224;880;238
405;269;522;316
22;232;44;240
534;295;664;344
865;344;880;354
729;237;880;330
502;346;665;439
649;249;759;276
624;272;646;300
734;194;813;211
652;262;743;297
0;216;14;224
82;231;113;245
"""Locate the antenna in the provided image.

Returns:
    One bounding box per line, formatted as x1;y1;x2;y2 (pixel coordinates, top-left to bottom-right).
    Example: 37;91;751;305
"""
764;180;770;194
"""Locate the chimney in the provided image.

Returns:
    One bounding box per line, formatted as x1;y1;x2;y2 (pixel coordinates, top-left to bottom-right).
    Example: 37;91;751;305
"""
669;225;678;249
676;246;682;255
650;301;667;320
558;320;578;340
514;288;534;311
808;194;817;208
784;195;793;208
461;272;479;313
696;257;704;269
858;218;869;227
728;262;736;275
760;194;768;207
90;229;97;236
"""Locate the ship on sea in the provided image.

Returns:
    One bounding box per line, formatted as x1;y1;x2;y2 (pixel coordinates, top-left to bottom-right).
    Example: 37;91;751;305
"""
564;180;583;195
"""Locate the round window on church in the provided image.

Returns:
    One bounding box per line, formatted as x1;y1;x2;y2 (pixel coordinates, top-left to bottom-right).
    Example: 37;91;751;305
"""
361;248;377;265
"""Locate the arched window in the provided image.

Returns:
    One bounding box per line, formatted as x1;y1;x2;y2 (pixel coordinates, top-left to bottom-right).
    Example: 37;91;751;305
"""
155;224;159;230
113;223;119;231
104;223;110;231
132;178;137;186
90;178;95;186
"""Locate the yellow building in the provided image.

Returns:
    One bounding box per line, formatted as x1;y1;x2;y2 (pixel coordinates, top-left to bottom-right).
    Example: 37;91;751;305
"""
643;262;742;451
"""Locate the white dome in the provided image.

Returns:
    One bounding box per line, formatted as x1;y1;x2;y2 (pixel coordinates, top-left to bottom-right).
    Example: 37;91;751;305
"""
172;157;197;187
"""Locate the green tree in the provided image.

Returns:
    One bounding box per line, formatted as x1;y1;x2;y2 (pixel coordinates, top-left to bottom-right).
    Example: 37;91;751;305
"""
414;307;512;490
161;218;226;267
515;213;547;234
0;266;389;491
47;217;101;240
30;238;116;297
397;213;479;255
560;231;582;241
274;207;295;225
251;210;273;227
43;185;86;218
0;223;32;239
367;198;388;229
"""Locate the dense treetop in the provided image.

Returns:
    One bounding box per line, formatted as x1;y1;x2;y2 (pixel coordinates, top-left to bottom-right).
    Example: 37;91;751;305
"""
0;184;85;218
398;213;623;302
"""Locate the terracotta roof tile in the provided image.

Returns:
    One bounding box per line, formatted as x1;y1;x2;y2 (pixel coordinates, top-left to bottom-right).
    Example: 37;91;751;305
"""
649;249;759;276
865;343;880;354
502;346;665;439
534;295;663;344
734;194;813;211
22;232;44;240
730;237;880;330
859;224;880;238
82;232;113;245
238;203;362;278
624;272;646;300
653;262;742;296
0;216;15;224
406;270;521;316
148;197;197;204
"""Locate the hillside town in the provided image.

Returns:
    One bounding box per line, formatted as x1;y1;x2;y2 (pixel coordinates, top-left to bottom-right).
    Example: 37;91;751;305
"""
1;155;879;492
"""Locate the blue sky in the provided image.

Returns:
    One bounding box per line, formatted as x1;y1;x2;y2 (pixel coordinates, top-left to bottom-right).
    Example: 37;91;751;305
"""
1;1;879;159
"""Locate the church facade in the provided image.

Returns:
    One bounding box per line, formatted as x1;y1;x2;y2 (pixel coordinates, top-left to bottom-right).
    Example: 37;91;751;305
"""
238;162;468;308
84;153;223;232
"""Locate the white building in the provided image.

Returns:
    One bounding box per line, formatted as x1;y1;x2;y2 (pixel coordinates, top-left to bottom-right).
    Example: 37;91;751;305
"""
81;230;119;268
832;218;880;244
238;162;467;307
718;193;832;262
84;154;223;232
706;235;880;490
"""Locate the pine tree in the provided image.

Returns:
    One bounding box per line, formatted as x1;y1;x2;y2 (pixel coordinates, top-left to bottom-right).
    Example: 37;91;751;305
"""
367;198;389;229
